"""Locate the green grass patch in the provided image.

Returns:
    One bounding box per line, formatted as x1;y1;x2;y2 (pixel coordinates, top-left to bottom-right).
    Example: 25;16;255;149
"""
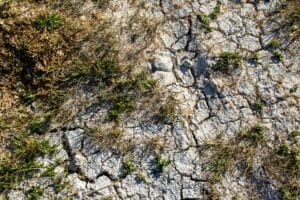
243;124;264;144
123;160;136;176
34;14;62;31
19;90;36;106
157;96;177;123
43;165;56;177
107;95;135;121
27;115;52;134
202;124;266;183
213;52;242;72
26;185;44;200
282;0;300;39
94;59;119;84
265;142;300;199
98;71;157;121
252;99;265;112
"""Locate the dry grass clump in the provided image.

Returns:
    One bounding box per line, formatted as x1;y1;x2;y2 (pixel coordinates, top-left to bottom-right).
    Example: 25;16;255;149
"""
0;132;55;192
0;0;173;194
0;0;167;127
201;124;263;183
263;131;300;200
84;125;131;153
280;0;300;40
203;125;300;199
264;0;300;54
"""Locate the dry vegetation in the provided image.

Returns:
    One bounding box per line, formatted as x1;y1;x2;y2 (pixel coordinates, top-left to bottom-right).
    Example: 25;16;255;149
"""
202;125;299;199
0;0;176;193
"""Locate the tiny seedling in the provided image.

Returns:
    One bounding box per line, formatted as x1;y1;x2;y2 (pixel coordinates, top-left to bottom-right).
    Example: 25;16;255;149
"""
137;173;147;183
155;154;171;173
197;12;212;32
273;51;284;62
252;99;265;112
251;52;259;63
289;85;298;93
130;34;139;43
246;124;264;144
267;39;280;49
123;160;136;176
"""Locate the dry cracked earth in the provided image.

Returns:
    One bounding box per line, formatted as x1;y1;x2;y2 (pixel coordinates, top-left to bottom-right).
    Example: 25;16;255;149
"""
1;0;300;200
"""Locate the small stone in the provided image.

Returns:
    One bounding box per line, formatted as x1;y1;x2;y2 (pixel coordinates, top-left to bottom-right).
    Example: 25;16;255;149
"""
64;129;84;154
153;51;173;72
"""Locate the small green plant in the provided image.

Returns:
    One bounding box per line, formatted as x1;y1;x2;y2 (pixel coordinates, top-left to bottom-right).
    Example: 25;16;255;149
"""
245;124;264;143
273;50;284;62
19;90;36;106
94;59;119;84
252;99;265;112
276;144;299;171
276;144;291;157
27;116;51;134
209;1;221;20
115;72;156;93
137;173;147;183
251;52;259;63
34;14;62;31
281;185;298;200
197;12;212;32
290;129;300;138
43;165;56;177
52;177;67;193
134;72;157;93
155;154;171;173
267;39;280;49
289;85;298;93
213;52;242;72
123;160;136;176
26;185;44;200
108;95;135;121
130;34;138;43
